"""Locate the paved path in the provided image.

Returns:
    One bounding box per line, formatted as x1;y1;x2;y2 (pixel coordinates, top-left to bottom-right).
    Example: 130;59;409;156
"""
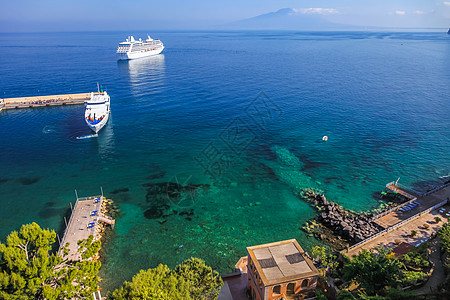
345;207;449;257
60;196;104;261
414;237;445;295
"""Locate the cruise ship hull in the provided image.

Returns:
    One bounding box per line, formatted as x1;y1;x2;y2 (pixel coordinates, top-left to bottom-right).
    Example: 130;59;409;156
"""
117;47;164;60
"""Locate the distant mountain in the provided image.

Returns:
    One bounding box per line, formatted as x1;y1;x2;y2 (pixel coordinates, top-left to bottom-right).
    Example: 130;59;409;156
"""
223;8;355;30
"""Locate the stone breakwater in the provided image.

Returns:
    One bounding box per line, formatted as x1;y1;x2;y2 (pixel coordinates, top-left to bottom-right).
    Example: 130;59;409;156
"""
0;93;90;110
300;189;384;249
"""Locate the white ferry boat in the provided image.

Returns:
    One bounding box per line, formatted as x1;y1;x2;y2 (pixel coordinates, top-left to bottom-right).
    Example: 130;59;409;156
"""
84;87;110;133
116;35;164;60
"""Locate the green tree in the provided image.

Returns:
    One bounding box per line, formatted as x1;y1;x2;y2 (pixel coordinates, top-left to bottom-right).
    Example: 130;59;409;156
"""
111;264;192;300
174;257;223;300
311;246;338;270
315;290;327;300
440;222;450;252
401;271;427;286
0;222;100;300
337;290;357;300
342;248;404;296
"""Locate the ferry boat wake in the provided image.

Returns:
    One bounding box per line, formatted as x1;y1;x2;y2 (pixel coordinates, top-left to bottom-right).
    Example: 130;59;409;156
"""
76;133;99;140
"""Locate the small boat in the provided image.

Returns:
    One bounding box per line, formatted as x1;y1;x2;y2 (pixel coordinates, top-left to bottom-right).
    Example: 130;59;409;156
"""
84;85;110;133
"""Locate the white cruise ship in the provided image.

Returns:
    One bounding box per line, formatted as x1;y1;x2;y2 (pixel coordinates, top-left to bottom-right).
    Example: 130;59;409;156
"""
84;88;110;133
116;35;164;60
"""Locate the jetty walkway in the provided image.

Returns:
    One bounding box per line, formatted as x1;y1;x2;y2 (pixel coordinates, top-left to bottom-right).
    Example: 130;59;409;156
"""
343;180;450;257
0;92;90;110
59;194;115;261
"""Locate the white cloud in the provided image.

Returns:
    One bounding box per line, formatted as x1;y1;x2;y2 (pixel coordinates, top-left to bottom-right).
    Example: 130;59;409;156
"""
395;10;406;15
293;8;339;15
413;10;425;15
444;2;450;6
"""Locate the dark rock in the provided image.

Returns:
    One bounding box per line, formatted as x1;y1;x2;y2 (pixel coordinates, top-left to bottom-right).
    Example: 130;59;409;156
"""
299;189;384;246
146;171;166;180
111;188;129;194
18;177;41;185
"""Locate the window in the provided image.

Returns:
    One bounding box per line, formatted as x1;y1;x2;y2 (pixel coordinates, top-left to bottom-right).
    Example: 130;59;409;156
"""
273;285;281;295
287;282;296;295
301;279;309;289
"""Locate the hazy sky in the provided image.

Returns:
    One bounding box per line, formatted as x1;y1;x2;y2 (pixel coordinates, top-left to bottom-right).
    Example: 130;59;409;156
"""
0;0;449;32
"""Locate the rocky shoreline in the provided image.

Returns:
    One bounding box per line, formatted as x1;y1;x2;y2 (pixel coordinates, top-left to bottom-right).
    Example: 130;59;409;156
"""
300;189;384;250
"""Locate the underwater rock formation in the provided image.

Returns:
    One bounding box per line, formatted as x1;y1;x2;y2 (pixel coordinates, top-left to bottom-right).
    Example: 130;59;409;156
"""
142;182;209;221
18;177;41;185
111;188;129;194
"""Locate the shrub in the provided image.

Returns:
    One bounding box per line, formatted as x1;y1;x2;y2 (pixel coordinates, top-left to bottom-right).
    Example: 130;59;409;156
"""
315;291;328;300
402;271;428;286
435;217;442;223
342;248;404;295
337;290;357;300
439;223;450;252
400;248;430;269
411;230;417;237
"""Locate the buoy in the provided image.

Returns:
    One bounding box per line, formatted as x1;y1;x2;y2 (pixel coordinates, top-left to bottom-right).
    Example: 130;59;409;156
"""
322;136;328;141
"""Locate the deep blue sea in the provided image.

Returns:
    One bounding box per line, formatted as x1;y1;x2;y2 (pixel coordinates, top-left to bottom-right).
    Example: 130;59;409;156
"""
0;31;449;291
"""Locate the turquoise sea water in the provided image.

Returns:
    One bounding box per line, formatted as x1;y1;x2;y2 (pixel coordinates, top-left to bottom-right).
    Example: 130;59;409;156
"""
0;31;449;291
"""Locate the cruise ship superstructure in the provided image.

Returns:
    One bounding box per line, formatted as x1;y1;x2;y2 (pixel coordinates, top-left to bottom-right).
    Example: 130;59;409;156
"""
116;35;164;60
84;89;110;133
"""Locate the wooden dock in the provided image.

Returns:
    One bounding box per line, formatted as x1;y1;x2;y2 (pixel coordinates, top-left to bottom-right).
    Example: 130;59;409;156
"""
59;194;115;261
385;183;419;200
0;92;90;110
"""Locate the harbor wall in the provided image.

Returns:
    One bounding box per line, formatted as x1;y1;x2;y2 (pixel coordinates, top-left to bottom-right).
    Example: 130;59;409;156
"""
0;92;90;110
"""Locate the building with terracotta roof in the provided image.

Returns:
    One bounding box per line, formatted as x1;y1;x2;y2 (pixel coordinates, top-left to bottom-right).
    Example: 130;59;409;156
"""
246;239;319;300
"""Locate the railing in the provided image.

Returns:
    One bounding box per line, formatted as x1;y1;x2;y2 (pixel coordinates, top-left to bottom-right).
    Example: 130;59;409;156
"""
372;196;418;221
58;197;80;255
386;185;417;200
347;198;449;253
386;181;395;188
422;181;450;197
347;228;388;252
396;183;422;197
58;195;103;255
389;199;448;231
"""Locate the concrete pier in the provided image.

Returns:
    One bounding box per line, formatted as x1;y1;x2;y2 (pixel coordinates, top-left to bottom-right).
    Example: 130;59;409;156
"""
0;92;90;110
59;195;115;261
343;181;450;257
